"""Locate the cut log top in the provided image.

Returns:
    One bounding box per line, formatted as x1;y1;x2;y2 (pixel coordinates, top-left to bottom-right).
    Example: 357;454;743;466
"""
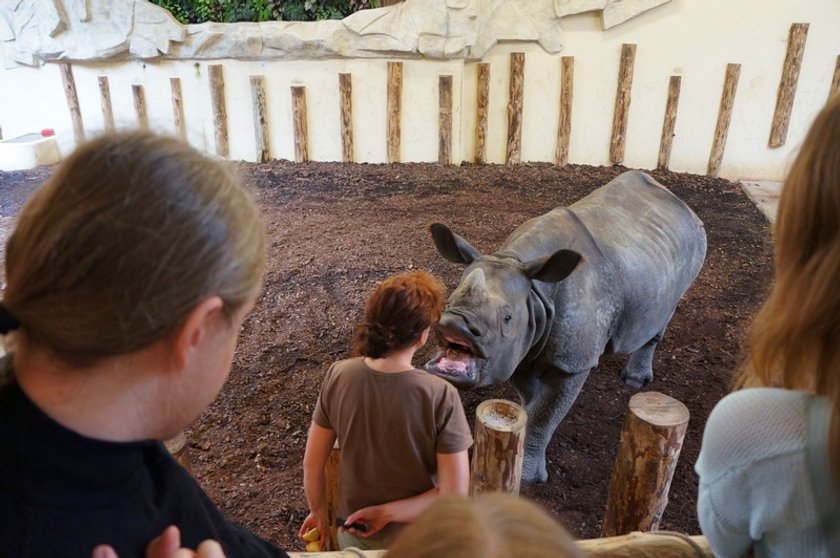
628;391;690;427
476;399;527;432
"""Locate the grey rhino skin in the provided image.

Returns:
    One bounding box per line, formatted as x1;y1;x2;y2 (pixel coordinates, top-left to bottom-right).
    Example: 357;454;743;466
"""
425;170;707;483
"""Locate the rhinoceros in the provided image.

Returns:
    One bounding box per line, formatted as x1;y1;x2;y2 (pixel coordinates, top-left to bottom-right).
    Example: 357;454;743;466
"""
425;170;707;483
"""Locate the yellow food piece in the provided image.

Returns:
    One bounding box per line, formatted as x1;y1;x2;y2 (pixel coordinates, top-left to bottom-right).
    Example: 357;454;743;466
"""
306;540;320;552
302;527;320;542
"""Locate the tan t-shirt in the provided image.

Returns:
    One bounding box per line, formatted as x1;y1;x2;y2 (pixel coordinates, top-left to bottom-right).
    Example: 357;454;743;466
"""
313;356;473;523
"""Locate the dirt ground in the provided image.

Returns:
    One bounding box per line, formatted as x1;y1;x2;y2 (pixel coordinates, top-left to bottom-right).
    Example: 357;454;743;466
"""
0;160;773;551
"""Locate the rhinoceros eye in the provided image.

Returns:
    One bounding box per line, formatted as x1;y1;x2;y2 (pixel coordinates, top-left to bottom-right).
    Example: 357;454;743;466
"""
504;314;512;323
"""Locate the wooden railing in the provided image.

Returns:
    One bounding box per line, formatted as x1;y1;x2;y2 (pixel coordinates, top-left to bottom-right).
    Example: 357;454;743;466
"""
288;531;713;557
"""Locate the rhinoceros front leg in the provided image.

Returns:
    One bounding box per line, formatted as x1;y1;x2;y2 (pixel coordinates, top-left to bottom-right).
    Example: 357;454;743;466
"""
512;368;591;483
620;325;667;389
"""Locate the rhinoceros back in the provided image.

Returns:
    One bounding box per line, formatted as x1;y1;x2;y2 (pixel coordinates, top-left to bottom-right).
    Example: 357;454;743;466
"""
570;171;707;352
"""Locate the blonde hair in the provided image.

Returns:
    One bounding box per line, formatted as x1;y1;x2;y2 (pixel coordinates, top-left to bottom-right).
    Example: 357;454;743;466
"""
736;95;840;481
4;131;265;367
384;493;585;558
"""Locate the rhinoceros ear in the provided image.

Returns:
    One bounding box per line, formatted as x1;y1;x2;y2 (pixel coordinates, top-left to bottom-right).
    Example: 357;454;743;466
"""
522;249;583;283
430;223;482;264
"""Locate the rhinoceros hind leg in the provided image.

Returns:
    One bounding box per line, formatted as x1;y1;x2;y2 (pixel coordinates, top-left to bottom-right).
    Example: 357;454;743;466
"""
620;327;666;389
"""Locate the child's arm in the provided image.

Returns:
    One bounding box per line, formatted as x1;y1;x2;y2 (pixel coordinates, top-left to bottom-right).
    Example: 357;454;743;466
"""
300;421;337;551
342;450;469;537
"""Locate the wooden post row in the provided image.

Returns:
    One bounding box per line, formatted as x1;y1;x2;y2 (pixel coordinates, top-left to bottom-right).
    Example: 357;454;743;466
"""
474;63;490;164
829;55;840;102
470;399;527;496
610;43;636;164
291;85;309;163
208;64;229;157
132;85;148;130
387;62;402;163
98;76;115;133
769;23;809;148
555;56;574;166
602;392;690;537
339;73;354;163
506;52;525;165
60;63;84;144
657;75;682;170
438;75;452;165
170;78;187;142
707;63;741;178
250;76;271;163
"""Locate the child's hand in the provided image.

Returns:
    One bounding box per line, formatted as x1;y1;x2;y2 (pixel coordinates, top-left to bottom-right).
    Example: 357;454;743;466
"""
343;505;389;538
299;512;328;551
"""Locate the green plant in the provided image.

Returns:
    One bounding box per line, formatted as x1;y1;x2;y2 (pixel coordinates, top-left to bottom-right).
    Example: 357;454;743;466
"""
151;0;379;24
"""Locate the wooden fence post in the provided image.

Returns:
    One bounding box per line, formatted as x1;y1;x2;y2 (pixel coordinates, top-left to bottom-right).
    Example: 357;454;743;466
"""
291;85;309;163
208;65;229;157
470;399;527;496
387;62;402;163
98;76;115;133
657;75;682;170
438;75;452;165
250;76;271;163
769;23;809;148
60;63;85;144
132;84;148;130
474;63;490;164
602;392;689;537
339;73;354;163
555;56;574;166
610;43;636;164
707;63;741;178
505;53;525;165
828;55;840;102
170;78;187;142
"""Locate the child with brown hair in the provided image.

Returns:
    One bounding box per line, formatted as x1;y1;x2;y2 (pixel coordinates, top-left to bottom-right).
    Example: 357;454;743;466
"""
299;271;473;551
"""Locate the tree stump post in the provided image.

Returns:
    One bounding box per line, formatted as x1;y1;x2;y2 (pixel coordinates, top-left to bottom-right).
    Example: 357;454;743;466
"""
602;392;689;537
324;441;341;551
164;431;193;476
470;399;527;496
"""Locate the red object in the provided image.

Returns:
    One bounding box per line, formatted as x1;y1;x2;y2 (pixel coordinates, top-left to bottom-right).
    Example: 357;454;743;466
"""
41;129;55;137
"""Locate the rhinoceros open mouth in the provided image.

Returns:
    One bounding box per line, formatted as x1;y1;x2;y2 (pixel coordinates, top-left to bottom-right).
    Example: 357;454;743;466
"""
424;334;481;386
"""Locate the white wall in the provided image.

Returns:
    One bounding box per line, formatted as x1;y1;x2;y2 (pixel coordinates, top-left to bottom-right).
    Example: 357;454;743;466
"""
1;0;838;181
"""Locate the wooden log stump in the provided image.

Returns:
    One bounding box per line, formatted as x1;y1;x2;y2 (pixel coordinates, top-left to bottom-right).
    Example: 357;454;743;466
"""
386;62;403;163
324;441;341;551
438;75;452;165
829;55;840;102
470;399;527;496
602;392;689;537
291;85;309;163
164;431;193;476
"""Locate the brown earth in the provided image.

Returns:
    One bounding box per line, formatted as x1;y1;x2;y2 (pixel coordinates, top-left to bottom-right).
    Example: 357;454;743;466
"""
0;160;773;552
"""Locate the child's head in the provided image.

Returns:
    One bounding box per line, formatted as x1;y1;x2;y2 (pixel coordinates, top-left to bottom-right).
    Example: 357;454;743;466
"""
353;271;446;358
3;131;265;368
384;493;585;558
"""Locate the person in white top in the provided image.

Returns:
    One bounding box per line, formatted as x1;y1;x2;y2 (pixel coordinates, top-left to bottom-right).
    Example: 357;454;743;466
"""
695;95;840;557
